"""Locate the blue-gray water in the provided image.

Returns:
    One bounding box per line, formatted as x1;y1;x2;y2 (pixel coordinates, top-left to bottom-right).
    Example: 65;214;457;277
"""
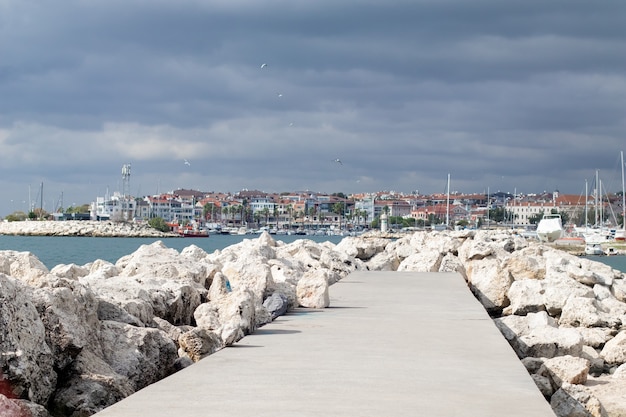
0;234;345;269
0;235;625;273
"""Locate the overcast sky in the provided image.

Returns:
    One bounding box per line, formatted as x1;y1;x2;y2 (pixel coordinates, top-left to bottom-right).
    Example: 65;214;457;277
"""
1;0;626;216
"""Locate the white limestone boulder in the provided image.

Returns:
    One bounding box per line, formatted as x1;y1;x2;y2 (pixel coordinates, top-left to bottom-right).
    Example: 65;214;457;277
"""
50;263;90;280
31;277;103;371
551;383;606;417
559;297;621;328
584;375;626;417
542;274;595;316
397;249;442;272
501;246;547;281
48;349;135;417
612;278;626;303
296;269;330;308
178;327;224;362
494;312;583;359
80;242;210;326
195;288;257;346
438;253;466;274
600;331;626;365
334;236;389;261
0;250;49;286
87;259;120;278
99;321;178;391
505;279;546;316
365;251;401;271
465;257;512;312
0;274;56;405
538;355;590;387
116;241;213;288
518;326;585;359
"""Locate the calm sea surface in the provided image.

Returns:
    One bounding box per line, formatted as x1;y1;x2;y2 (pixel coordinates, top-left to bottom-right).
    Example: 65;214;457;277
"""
0;234;345;269
0;234;625;273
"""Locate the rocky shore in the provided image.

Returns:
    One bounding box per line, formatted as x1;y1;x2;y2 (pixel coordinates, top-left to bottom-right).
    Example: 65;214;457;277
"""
0;220;179;238
1;230;626;416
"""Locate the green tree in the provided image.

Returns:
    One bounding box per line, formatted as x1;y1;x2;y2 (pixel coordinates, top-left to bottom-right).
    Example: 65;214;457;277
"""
332;202;344;229
528;213;543;225
488;207;512;223
5;211;27;222
203;203;215;221
261;207;270;226
148;217;171;232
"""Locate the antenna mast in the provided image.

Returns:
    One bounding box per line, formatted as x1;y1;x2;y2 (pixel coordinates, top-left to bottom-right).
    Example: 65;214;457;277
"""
122;164;131;221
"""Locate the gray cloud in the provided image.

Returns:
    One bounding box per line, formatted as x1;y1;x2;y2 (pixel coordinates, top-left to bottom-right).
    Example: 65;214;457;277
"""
1;0;626;216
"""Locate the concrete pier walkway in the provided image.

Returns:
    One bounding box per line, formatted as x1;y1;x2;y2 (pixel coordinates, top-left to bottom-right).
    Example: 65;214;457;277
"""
94;271;555;416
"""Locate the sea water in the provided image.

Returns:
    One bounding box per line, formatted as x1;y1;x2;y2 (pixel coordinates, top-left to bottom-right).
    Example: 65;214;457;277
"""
0;234;345;269
0;235;625;273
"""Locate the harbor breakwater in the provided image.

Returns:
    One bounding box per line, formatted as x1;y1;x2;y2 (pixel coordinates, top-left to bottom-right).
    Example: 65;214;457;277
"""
1;229;626;416
0;220;178;238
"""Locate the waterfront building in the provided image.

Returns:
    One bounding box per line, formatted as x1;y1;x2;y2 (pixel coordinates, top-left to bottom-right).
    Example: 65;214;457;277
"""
91;192;136;221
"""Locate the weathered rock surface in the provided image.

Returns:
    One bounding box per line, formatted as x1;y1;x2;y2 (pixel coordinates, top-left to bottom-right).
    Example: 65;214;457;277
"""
0;220;178;237
1;229;626;416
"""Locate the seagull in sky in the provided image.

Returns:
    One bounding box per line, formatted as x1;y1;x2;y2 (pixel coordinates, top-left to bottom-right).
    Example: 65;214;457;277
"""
260;63;267;69
334;158;343;165
184;159;191;166
277;92;283;98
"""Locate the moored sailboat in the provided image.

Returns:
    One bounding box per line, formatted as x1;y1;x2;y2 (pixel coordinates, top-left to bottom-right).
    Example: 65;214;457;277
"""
615;151;626;241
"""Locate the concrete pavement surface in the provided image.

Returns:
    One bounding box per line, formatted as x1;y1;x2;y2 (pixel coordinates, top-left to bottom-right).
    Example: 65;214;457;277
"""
94;271;556;416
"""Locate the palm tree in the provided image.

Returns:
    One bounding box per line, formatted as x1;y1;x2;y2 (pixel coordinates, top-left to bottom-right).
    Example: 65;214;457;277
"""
261;207;270;226
287;204;293;230
203;203;215;221
273;205;279;229
254;211;262;227
332;202;343;230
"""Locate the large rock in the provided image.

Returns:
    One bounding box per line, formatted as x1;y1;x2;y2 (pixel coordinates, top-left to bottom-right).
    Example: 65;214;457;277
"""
32;277;103;371
49;350;134;417
600;331;626;365
465;257;512;313
99;321;178;391
551;383;605;417
0;274;56;405
296;269;330;308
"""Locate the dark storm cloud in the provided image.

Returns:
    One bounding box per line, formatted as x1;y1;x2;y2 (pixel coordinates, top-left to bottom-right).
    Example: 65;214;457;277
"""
1;0;626;216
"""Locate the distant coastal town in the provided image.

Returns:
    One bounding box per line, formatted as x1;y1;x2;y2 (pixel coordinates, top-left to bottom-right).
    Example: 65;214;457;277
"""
4;187;624;235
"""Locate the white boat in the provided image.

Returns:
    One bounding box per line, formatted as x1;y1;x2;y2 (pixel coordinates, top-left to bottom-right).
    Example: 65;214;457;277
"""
585;243;605;256
583;228;612;244
536;214;564;242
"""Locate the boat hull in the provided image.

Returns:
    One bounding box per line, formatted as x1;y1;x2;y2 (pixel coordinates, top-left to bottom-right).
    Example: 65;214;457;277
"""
536;216;564;243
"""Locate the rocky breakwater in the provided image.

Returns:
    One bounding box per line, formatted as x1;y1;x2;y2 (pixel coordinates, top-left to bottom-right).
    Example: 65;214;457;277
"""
0;232;362;416
0;220;179;237
1;230;626;416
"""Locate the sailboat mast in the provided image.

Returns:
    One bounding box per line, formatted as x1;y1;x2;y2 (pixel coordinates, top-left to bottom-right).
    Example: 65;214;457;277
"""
620;151;626;230
446;173;450;228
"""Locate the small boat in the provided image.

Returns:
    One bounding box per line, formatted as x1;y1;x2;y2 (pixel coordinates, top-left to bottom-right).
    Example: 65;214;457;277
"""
536;214;564;243
584;243;604;256
178;226;210;237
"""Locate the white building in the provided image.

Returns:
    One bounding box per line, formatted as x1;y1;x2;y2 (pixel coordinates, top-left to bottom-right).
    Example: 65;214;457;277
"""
91;192;136;221
508;202;559;226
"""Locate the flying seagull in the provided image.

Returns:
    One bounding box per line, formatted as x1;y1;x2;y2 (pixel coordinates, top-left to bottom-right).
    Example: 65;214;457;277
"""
334;158;343;165
260;63;267;69
184;159;191;166
277;92;283;98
